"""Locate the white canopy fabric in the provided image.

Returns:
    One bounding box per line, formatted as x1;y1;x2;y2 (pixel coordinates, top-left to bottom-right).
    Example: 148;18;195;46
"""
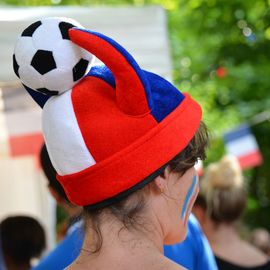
0;5;172;83
0;5;172;251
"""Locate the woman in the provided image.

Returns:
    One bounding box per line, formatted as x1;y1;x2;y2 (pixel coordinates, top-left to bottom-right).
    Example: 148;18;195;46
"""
193;155;270;270
68;123;208;270
14;18;209;270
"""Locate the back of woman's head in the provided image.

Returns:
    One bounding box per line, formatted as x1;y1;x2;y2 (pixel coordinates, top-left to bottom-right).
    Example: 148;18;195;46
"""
200;155;246;223
83;121;209;252
0;216;46;264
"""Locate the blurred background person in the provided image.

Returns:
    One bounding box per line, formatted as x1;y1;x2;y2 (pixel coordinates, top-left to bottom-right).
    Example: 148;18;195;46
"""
39;144;82;235
32;144;83;270
250;228;270;256
0;216;45;270
193;155;270;270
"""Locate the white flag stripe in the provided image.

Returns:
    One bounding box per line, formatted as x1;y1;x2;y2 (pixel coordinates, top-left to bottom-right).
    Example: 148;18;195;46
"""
42;91;96;176
226;134;258;157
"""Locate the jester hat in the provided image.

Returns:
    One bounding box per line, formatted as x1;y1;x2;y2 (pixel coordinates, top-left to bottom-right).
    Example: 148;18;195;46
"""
14;20;202;208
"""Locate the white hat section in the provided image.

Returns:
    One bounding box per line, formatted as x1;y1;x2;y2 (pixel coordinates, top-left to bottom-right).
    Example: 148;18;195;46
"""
42;90;96;176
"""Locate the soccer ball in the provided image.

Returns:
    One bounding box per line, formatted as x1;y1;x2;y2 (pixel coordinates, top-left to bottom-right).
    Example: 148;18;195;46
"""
13;17;94;96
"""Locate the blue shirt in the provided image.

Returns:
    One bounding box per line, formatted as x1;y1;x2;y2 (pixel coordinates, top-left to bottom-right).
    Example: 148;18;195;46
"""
32;215;217;270
31;222;83;270
164;214;218;270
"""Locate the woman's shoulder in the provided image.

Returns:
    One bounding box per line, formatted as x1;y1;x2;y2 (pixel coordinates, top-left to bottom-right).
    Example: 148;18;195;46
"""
65;252;186;270
238;240;269;265
215;240;269;270
157;256;187;270
118;251;187;270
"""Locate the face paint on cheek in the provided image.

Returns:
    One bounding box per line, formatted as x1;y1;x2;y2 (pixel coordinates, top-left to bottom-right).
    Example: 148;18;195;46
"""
183;184;199;227
181;174;198;225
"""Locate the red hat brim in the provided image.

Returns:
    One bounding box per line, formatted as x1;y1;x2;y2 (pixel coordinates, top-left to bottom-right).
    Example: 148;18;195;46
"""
57;93;201;206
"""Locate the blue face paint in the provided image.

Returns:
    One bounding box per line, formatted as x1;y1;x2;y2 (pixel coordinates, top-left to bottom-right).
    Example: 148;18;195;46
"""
181;174;198;219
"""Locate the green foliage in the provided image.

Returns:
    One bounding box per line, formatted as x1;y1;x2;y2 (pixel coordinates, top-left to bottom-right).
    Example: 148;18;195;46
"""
1;0;270;229
164;0;270;230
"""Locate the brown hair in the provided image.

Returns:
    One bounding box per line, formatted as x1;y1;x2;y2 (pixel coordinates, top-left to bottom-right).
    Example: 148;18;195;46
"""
198;155;247;223
83;121;209;253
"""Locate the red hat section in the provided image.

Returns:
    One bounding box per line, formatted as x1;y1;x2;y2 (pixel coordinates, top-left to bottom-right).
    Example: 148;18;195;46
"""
69;28;152;116
57;93;201;206
70;76;157;162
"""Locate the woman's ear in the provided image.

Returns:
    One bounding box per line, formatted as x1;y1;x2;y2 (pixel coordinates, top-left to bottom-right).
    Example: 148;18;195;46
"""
154;166;170;193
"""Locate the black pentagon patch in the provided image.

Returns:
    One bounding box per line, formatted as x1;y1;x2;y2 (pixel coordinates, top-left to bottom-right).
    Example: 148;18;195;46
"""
13;54;20;78
59;22;76;40
37;87;59;96
22;21;42;37
73;59;89;81
31;50;56;75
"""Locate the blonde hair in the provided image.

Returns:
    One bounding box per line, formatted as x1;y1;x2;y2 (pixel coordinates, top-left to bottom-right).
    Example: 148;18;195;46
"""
200;155;246;223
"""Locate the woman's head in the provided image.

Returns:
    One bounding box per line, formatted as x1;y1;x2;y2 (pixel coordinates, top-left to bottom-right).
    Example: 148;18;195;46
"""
83;121;209;250
195;155;246;224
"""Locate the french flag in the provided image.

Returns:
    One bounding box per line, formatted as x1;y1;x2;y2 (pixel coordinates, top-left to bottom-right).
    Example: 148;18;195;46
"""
223;124;263;169
2;86;43;166
6;109;43;158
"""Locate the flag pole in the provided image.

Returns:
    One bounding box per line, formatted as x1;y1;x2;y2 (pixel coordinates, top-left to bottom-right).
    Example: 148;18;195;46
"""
249;110;270;126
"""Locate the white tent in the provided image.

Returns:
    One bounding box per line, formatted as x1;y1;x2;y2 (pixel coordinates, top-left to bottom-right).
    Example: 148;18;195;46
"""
0;5;172;83
0;5;172;250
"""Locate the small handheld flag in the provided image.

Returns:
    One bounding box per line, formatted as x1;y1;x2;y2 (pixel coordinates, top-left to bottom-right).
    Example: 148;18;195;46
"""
223;124;263;169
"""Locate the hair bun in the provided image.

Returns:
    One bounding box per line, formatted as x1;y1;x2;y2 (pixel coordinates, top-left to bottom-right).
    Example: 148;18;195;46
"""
202;155;243;191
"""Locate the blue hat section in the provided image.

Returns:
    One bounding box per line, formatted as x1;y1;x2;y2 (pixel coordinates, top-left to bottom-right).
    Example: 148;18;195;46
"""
87;65;116;88
88;65;185;123
144;71;185;122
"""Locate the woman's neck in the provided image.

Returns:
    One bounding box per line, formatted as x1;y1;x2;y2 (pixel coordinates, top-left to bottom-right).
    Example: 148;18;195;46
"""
85;216;163;254
74;212;165;270
204;221;240;248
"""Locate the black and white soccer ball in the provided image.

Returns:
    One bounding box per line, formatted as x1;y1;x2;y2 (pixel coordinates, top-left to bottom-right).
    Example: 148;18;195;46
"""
13;17;94;96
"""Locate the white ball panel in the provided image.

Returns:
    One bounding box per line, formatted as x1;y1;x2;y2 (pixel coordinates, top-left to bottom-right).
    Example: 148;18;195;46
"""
81;49;95;76
19;65;44;89
44;68;74;92
32;22;62;51
14;37;37;66
53;39;82;68
81;48;95;62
